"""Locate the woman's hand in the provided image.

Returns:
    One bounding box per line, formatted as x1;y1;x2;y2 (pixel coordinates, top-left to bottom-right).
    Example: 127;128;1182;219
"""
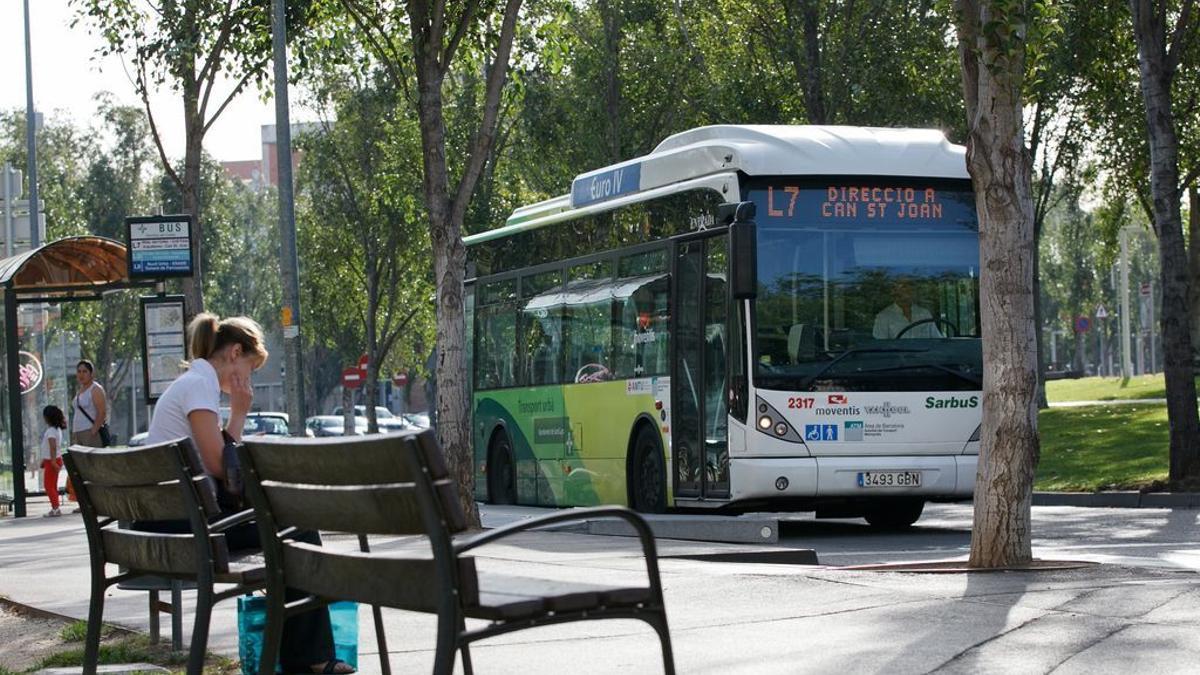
229;372;254;415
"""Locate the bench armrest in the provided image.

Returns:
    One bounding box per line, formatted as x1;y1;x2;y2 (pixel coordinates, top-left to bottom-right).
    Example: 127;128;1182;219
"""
209;508;254;533
456;506;663;577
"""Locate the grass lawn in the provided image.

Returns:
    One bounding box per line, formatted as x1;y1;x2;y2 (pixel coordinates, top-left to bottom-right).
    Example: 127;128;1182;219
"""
1045;374;1172;402
1036;403;1169;491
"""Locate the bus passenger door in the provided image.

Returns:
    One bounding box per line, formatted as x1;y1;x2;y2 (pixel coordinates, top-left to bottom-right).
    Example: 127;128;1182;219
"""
672;233;730;501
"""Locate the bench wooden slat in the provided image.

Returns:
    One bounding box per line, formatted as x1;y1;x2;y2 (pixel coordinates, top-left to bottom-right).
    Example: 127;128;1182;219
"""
262;482;427;535
101;528;230;576
68;442;197;487
243;434;420;486
469;574;652;618
84;476;218;521
280;542;479;611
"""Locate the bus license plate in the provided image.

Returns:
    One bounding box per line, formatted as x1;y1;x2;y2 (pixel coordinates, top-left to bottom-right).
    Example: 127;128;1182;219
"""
857;471;922;488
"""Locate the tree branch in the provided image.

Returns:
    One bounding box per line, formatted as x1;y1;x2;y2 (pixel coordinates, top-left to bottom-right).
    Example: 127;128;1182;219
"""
443;0;481;73
451;0;522;227
340;0;415;105
202;54;271;135
1166;0;1196;73
135;53;182;190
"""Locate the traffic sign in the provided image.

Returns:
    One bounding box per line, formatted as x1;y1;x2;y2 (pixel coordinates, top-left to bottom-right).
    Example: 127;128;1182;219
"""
342;367;364;389
357;353;369;373
1140;282;1152;298
393;372;408;387
1095;304;1109;319
1074;316;1090;333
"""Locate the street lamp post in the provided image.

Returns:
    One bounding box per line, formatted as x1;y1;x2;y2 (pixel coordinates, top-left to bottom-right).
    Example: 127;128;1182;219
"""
271;0;308;435
22;0;40;250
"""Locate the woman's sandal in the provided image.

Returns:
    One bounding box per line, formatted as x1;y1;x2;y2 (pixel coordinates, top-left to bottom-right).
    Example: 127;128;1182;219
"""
311;659;355;674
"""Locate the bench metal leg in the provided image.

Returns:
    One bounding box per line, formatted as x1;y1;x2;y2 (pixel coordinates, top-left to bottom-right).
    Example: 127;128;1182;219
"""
171;580;183;652
458;615;473;675
372;604;391;675
648;612;675;675
260;586;286;675
432;605;458;675
148;590;160;644
187;580;213;675
83;574;105;675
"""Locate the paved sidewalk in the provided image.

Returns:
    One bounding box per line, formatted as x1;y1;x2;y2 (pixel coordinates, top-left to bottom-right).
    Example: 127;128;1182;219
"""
3;500;1200;673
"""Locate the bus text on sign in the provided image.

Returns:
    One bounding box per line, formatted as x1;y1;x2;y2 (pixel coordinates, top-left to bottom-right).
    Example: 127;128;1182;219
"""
760;185;973;224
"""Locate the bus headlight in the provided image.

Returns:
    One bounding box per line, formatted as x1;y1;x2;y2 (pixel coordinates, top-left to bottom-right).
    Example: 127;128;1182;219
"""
755;396;804;444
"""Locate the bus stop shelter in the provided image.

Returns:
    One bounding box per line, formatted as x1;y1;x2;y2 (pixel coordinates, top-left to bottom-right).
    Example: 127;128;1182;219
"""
0;236;156;517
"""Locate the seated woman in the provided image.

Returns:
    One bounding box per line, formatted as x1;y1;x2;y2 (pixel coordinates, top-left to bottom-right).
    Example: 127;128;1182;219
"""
145;312;353;674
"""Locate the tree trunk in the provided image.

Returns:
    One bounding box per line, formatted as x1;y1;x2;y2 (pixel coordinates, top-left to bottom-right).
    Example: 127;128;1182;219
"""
365;260;379;434
957;0;1039;568
1187;187;1200;357
1130;0;1200;485
1034;247;1049;407
181;81;205;316
413;50;480;527
781;0;828;124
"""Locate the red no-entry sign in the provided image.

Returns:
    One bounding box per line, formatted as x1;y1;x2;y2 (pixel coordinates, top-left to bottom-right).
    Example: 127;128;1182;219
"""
393;373;408;387
342;367;364;389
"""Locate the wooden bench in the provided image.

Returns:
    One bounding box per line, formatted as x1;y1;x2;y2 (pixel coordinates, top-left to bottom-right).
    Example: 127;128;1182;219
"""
240;430;675;675
63;439;267;675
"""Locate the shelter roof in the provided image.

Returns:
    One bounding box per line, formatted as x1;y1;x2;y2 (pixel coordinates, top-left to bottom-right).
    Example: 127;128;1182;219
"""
0;236;139;297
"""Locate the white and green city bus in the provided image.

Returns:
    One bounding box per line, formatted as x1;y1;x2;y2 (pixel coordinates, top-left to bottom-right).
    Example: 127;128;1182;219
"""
465;125;981;528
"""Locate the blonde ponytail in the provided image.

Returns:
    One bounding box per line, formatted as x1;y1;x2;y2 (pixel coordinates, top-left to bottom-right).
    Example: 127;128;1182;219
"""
188;313;221;360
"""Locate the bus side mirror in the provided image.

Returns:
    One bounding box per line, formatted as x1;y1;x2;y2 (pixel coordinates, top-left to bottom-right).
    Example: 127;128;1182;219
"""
724;202;757;300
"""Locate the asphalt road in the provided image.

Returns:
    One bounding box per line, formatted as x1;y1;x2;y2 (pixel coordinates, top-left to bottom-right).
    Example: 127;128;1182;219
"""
775;502;1200;570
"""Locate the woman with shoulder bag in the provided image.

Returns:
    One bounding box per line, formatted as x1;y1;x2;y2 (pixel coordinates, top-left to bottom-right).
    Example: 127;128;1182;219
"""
142;312;353;674
72;360;108;448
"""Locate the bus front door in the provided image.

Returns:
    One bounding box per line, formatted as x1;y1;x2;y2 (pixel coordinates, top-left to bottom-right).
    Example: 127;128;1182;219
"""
671;232;730;502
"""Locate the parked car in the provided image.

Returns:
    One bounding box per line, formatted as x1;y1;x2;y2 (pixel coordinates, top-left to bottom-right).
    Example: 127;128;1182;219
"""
332;405;397;420
306;415;369;437
402;412;431;429
243;412;292;437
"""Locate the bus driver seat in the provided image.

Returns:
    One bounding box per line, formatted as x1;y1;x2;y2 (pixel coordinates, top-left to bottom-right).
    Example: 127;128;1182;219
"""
788;324;818;364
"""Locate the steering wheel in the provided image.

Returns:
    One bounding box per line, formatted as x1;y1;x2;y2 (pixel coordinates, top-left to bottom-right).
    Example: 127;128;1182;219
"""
895;317;958;339
574;363;612;383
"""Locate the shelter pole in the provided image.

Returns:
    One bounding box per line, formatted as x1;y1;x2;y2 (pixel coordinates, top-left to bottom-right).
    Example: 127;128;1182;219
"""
271;0;307;435
7;294;25;516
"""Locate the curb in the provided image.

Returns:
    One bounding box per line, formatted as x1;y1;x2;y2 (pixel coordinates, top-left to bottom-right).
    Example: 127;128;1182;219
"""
0;596;138;636
1033;491;1200;509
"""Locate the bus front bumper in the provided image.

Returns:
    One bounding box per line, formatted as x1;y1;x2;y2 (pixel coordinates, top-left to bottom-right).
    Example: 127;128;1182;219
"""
730;455;976;502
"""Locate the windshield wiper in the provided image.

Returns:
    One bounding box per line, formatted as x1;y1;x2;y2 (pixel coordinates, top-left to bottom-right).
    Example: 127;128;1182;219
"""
797;348;928;390
860;363;983;387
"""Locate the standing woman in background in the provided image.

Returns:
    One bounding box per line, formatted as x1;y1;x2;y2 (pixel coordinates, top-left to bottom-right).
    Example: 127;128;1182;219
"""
72;360;107;447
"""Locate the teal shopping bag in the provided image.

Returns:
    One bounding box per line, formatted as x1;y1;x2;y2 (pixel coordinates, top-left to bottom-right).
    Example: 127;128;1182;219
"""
238;595;359;675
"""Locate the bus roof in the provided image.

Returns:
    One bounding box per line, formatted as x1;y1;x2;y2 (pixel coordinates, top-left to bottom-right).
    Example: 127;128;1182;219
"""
470;125;968;244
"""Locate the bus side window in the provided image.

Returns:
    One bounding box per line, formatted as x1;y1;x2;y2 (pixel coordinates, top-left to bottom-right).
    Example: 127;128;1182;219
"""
565;260;614;383
476;279;518;390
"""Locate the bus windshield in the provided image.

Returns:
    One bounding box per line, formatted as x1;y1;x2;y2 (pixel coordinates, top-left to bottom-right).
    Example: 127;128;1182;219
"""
748;180;982;392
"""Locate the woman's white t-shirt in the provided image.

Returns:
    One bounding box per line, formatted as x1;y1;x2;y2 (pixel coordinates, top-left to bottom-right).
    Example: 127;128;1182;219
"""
73;383;101;433
146;358;221;447
42;427;63;458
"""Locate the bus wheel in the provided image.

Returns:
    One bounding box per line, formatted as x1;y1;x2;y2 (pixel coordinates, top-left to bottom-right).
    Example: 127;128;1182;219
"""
487;431;517;505
630;425;666;514
864;499;925;530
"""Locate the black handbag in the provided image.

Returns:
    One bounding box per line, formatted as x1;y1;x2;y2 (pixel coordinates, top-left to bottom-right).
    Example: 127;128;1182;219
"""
76;405;111;448
218;430;245;511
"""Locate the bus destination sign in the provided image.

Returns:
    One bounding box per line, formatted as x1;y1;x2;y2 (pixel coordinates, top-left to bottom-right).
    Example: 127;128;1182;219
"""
756;185;976;226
